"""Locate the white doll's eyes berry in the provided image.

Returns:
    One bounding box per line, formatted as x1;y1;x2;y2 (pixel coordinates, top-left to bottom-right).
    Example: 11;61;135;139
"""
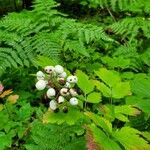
36;71;45;80
58;72;67;78
47;88;56;98
60;88;69;96
35;64;79;112
54;65;64;74
58;96;65;103
69;88;78;96
67;75;78;83
69;97;78;105
64;82;71;88
44;66;55;74
49;100;57;110
35;80;46;90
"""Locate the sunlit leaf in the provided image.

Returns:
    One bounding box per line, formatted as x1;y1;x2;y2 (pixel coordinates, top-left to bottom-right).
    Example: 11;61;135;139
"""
86;92;101;103
0;90;13;98
7;95;19;104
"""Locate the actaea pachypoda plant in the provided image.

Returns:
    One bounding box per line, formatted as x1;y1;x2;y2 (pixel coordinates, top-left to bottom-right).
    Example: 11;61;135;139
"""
35;65;79;113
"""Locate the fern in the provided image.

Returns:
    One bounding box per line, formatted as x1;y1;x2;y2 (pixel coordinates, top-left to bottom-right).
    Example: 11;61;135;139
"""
81;0;150;13
0;0;114;74
110;17;150;39
25;121;86;150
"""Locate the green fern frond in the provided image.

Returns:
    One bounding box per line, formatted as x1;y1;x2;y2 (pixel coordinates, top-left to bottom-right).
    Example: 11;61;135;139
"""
25;121;86;150
81;0;150;13
110;17;150;39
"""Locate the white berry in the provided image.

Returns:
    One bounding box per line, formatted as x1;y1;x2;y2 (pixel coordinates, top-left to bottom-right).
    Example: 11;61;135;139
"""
67;75;78;83
60;88;69;96
69;89;78;96
49;100;57;110
64;82;71;88
35;80;46;90
36;71;45;80
58;72;67;78
69;97;78;105
44;66;55;74
58;96;65;103
47;88;56;98
54;65;64;74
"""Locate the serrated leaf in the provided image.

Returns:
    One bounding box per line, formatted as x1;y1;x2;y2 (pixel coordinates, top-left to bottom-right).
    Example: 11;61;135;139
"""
76;70;94;94
131;76;150;98
43;107;84;125
88;124;121;150
115;105;140;116
94;68;131;99
85;112;112;134
86;92;101;103
113;127;150;150
95;68;121;87
136;99;150;114
112;82;131;98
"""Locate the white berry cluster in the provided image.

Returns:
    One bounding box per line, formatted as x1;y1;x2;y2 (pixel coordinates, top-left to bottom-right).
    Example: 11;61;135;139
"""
35;65;78;112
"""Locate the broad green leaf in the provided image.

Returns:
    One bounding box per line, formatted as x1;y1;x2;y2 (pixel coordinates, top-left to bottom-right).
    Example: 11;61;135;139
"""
136;99;150;114
115;105;140;116
95;68;121;87
88;124;121;150
115;113;129;122
102;105;140;122
131;76;150;98
76;70;94;94
112;82;131;98
85;112;112;133
95;82;111;97
126;96;150;115
94;68;132;99
113;127;149;150
86;92;101;103
43;107;84;125
142;132;150;142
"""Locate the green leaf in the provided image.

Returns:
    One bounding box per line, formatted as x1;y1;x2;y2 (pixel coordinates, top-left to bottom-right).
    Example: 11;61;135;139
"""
34;55;59;67
17;103;32;121
0;132;12;150
85;112;112;134
86;92;101;103
131;76;150;98
112;82;131;99
142;132;150;142
113;127;149;150
126;96;150;115
101;56;130;69
88;124;121;150
95;68;121;87
43;107;85;125
102;105;140;122
76;70;94;94
136;99;150;114
95;68;131;99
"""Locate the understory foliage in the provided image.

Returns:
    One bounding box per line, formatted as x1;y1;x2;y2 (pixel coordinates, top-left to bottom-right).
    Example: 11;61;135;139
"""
0;0;150;150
